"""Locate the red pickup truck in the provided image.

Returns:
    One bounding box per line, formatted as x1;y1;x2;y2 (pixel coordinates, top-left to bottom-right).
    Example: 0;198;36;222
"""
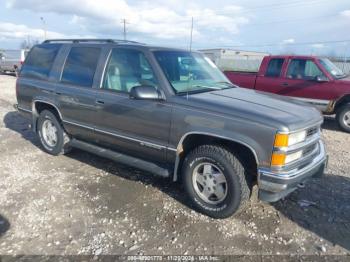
224;55;350;132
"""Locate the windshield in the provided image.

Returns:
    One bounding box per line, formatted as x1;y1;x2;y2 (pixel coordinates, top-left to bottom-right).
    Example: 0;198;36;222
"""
153;51;235;94
319;58;346;79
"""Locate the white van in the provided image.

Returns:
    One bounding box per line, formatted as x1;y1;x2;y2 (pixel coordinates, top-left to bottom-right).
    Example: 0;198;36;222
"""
0;49;29;74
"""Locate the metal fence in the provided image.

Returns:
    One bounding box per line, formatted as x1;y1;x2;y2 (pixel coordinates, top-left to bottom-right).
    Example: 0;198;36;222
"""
332;61;350;75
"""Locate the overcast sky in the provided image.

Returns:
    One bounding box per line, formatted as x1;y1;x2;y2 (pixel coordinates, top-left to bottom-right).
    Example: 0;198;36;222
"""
0;0;349;56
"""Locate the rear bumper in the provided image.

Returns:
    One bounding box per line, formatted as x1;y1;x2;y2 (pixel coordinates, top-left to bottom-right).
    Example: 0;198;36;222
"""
258;141;327;202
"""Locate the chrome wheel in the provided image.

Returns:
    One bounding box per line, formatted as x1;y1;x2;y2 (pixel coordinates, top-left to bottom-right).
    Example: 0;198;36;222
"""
192;162;228;204
343;111;350;127
41;119;58;147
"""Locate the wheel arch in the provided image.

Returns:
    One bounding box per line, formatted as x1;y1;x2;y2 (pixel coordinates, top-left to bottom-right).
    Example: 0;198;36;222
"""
173;132;259;182
334;94;350;113
32;100;63;132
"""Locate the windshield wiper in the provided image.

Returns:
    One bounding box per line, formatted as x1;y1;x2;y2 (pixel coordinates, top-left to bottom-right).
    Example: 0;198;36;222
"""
177;86;220;95
215;81;235;87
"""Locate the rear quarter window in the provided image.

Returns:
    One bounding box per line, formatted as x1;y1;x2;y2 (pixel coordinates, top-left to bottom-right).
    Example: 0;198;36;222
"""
61;47;101;87
265;58;284;77
20;44;61;80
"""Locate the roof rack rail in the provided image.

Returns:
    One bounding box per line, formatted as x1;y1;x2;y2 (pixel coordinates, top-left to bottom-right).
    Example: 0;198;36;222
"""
42;39;144;44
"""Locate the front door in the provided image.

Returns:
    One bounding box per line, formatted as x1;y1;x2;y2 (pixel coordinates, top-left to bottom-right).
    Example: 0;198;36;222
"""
93;48;172;163
278;58;331;110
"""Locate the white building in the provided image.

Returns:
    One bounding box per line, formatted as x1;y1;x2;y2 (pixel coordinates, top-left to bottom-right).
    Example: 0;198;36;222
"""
199;49;269;72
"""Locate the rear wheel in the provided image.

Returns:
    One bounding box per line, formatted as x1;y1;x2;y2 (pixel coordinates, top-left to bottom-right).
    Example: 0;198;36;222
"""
336;104;350;133
37;110;71;155
182;145;251;218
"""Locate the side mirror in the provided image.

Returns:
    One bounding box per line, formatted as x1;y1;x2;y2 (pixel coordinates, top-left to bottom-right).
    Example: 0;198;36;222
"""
129;85;163;100
315;75;329;82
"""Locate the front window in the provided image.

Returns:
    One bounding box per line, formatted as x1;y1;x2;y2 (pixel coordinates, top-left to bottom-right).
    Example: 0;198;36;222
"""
319;58;346;79
102;48;158;93
286;59;325;80
153;51;234;94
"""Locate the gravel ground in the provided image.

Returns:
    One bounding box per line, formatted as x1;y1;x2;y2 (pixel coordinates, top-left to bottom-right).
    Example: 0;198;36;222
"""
0;74;349;257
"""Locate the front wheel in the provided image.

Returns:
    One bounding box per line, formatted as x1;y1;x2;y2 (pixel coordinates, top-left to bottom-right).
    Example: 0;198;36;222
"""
336;104;350;133
182;145;251;218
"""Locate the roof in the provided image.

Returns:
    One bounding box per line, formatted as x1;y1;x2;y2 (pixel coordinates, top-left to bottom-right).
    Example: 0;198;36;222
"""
41;39;193;52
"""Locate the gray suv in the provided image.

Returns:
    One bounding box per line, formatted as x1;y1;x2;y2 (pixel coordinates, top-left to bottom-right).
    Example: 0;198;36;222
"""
15;39;328;218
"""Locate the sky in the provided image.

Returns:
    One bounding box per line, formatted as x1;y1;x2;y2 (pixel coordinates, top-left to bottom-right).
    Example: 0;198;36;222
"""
0;0;349;56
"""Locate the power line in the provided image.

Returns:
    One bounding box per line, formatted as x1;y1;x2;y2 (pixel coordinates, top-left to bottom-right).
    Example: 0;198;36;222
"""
211;0;329;15
212;39;350;49
173;0;330;23
239;14;336;27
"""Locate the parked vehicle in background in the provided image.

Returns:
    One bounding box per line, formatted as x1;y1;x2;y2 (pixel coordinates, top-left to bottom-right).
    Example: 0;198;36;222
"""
224;55;350;133
0;49;29;74
15;40;327;218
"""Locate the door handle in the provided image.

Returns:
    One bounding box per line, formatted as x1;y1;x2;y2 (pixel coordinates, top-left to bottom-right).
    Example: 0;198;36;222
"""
96;100;105;105
282;82;289;86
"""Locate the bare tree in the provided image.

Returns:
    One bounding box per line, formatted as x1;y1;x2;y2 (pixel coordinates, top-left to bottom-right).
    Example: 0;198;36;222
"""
20;39;40;49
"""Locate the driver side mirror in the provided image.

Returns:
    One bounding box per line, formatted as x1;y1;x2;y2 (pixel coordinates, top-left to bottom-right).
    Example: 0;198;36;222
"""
129;85;163;101
315;75;329;82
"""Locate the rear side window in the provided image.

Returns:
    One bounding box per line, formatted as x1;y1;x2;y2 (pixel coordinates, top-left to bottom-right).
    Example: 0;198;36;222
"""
61;47;101;87
265;58;284;77
20;44;61;80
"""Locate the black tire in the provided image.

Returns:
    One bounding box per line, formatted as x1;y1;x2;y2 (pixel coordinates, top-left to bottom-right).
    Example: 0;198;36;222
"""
37;110;71;155
182;145;251;219
336;103;350;133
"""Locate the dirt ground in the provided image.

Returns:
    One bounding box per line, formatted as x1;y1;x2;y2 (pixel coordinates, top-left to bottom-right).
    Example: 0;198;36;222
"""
0;74;349;257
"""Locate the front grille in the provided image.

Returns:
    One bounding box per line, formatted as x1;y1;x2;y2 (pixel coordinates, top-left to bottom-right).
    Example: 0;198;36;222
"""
302;143;318;157
306;126;319;138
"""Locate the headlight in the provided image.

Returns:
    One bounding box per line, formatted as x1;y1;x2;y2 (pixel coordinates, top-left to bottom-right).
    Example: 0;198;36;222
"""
271;129;307;166
274;130;307;147
271;150;303;166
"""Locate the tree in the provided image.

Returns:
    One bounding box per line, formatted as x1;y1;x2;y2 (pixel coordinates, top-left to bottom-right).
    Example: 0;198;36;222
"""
20;39;40;49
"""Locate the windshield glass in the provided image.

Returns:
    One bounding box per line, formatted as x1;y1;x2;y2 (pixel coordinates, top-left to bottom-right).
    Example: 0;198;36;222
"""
153;51;235;94
319;58;346;79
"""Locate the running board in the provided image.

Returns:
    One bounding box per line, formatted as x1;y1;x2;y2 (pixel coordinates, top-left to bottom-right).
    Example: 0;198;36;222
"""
70;139;170;178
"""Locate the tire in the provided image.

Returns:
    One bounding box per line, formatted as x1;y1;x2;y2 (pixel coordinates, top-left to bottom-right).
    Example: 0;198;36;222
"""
336;103;350;133
37;110;71;155
182;145;251;219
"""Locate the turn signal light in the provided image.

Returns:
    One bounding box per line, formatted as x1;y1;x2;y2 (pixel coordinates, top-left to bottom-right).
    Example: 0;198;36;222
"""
274;134;289;147
271;153;286;166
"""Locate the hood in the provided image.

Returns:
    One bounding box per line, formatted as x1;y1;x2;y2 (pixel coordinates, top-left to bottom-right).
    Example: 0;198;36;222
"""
181;87;323;131
336;75;350;84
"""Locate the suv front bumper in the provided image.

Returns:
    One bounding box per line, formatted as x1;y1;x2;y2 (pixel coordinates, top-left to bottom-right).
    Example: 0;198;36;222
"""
257;141;327;202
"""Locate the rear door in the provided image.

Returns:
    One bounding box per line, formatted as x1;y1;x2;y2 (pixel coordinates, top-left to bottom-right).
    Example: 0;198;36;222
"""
254;57;287;92
93;47;172;163
55;45;102;141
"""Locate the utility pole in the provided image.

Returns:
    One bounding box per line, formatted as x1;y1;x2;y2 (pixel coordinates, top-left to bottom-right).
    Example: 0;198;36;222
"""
40;17;47;40
121;19;129;40
189;17;194;51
